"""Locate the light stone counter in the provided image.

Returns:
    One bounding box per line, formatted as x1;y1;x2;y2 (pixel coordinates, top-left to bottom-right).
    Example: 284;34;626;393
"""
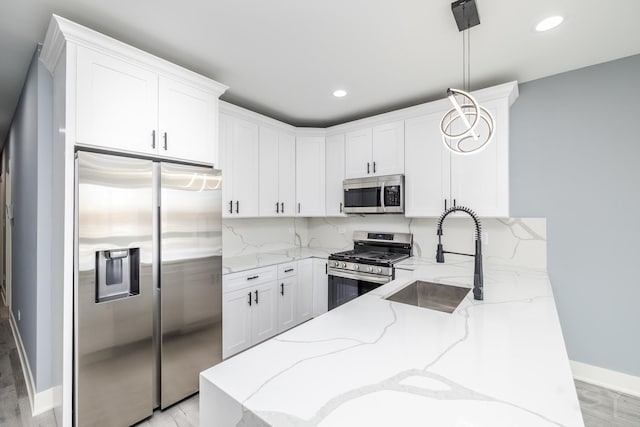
223;247;338;274
202;255;583;426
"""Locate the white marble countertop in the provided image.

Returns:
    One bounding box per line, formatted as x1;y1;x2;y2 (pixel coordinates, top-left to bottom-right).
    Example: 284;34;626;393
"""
202;255;584;426
223;247;339;274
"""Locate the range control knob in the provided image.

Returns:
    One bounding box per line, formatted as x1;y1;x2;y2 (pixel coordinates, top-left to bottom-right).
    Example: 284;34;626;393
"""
377;267;383;273
367;266;373;272
341;263;347;268
353;264;359;270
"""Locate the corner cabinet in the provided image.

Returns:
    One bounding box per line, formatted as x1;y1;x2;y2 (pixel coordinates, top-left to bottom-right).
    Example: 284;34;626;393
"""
404;83;516;218
345;121;404;179
73;42;226;165
296;136;326;216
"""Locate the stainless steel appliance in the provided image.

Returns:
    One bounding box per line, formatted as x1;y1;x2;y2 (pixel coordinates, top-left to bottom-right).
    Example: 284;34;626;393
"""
342;174;404;214
75;151;222;426
328;231;412;310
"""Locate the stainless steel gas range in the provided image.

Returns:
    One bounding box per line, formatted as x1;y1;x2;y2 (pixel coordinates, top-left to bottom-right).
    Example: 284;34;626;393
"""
327;231;412;310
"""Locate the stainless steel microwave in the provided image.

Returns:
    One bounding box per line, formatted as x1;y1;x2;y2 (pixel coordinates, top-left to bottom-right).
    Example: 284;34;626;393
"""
343;174;404;214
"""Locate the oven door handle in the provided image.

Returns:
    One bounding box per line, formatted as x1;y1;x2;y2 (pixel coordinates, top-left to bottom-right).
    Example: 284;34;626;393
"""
327;268;391;285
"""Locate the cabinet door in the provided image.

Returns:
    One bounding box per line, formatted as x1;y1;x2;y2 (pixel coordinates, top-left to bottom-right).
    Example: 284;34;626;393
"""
252;282;278;344
404;113;451;217
76;46;158;154
158;77;217;164
278;133;296;216
449;99;509;217
325;134;346;216
344;129;372;178
296;259;314;323
231;118;260;217
372;121;405;176
296;137;326;216
259;126;279;216
277;277;297;333
312;259;328;317
219;114;234;218
222;288;253;358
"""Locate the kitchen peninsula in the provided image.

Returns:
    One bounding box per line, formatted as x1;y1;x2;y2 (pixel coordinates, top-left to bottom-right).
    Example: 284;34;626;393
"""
200;255;584;426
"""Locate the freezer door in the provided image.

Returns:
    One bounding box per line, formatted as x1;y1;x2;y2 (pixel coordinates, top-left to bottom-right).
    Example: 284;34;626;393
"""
75;152;154;427
160;163;222;408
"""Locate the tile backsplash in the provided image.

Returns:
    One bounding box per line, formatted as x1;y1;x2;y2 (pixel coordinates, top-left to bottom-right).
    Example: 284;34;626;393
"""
223;216;547;270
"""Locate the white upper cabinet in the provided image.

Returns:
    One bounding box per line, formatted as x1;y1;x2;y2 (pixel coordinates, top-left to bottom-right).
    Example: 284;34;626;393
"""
404;112;450;217
344;121;404;178
345;128;372;178
158;77;217;164
76;46;158;155
221;114;260;217
325;134;346;216
404;90;513;218
449;98;510;217
372;121;405;176
49;16;227;166
259;126;296;216
296;136;326;216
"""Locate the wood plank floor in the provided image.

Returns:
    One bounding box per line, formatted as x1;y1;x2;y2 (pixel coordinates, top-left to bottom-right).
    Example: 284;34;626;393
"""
1;303;639;426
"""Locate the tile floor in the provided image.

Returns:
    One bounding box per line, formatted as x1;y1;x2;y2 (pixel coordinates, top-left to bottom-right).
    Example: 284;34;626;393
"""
1;303;639;426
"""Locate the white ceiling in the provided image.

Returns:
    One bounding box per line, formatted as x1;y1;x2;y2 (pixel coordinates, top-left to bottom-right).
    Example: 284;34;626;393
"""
1;0;640;143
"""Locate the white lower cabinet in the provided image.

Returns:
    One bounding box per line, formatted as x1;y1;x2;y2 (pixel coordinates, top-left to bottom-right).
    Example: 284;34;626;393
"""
223;258;329;358
222;266;278;358
312;258;328;317
296;259;314;323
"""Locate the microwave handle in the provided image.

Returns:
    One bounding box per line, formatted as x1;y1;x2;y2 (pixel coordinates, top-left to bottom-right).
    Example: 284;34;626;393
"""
380;182;385;211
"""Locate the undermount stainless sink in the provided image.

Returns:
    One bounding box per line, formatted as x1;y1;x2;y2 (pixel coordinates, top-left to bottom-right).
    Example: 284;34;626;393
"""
385;280;470;313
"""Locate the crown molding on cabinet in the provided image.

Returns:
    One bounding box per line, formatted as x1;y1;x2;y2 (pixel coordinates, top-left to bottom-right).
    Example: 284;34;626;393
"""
40;14;229;95
222;81;518;137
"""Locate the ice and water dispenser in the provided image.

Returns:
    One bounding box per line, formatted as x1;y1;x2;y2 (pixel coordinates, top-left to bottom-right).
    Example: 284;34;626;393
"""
95;248;140;302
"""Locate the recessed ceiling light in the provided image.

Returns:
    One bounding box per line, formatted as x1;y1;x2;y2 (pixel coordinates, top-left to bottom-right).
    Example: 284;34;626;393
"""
535;15;564;32
333;89;347;98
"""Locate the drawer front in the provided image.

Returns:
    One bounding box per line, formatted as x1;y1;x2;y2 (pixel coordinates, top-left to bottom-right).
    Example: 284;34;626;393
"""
224;266;277;293
277;262;297;279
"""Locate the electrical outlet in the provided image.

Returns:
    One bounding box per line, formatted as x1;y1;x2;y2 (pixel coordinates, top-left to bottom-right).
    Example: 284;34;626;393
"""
17;310;20;321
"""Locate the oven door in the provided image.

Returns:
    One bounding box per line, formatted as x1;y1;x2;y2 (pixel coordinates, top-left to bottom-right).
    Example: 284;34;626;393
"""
327;269;390;310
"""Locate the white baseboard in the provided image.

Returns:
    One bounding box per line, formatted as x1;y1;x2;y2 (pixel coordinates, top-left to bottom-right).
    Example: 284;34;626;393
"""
570;360;640;398
9;311;59;416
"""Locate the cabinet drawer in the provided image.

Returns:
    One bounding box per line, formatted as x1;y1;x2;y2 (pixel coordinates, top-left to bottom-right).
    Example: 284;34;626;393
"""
278;262;297;278
224;266;277;293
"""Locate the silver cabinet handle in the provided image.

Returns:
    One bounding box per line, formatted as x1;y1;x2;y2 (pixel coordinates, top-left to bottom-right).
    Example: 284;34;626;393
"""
152;130;156;149
163;132;168;150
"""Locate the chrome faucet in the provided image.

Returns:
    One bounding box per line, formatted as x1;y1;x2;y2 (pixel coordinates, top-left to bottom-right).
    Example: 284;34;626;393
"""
436;205;483;300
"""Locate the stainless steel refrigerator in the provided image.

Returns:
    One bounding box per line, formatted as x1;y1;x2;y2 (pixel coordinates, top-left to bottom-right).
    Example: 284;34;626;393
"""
74;151;222;426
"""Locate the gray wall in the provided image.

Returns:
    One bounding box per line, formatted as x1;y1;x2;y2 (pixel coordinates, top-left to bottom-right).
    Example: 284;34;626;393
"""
5;48;55;392
510;54;640;377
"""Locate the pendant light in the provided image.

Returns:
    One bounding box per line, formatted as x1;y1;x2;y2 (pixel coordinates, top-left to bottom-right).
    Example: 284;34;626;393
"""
440;0;495;155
